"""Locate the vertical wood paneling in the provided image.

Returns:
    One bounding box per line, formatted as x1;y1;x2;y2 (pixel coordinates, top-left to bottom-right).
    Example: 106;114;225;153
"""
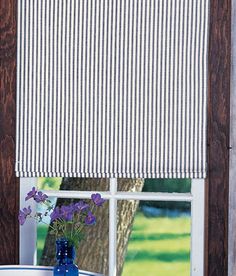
229;1;236;274
207;0;231;275
0;0;19;264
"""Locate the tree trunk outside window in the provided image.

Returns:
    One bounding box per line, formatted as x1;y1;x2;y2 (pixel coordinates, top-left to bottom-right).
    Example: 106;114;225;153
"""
40;178;144;276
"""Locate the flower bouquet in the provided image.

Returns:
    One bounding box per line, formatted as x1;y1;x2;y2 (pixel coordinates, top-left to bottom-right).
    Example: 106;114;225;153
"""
19;187;106;276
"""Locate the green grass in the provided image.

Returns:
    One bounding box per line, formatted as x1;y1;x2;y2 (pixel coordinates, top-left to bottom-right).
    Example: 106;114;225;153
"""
122;213;191;276
122;261;190;276
37;213;191;276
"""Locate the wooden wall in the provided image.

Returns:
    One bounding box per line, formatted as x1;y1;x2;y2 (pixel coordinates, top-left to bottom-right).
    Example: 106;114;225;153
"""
207;0;231;275
0;0;19;264
229;0;236;275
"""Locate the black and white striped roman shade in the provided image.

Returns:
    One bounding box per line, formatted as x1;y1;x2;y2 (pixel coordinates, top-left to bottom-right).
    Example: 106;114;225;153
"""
16;0;209;178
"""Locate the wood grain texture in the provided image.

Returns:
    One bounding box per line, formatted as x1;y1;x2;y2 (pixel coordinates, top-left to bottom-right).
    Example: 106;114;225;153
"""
229;0;236;275
0;0;19;264
207;0;231;275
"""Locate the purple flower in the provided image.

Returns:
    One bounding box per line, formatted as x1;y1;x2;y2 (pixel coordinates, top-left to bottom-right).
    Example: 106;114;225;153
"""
18;206;32;225
25;187;37;201
73;201;89;212
50;207;62;222
34;191;48;203
91;193;106;207
84;211;96;225
25;187;48;203
61;205;74;221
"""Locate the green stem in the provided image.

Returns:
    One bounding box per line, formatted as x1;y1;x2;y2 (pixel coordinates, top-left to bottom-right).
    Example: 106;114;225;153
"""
29;215;57;232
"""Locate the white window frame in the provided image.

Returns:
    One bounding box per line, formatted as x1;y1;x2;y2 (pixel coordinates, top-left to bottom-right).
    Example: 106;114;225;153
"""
20;178;205;276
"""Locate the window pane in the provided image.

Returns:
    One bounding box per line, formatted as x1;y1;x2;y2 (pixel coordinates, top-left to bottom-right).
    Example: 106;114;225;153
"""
37;177;109;191
117;179;191;193
117;200;191;276
37;197;109;275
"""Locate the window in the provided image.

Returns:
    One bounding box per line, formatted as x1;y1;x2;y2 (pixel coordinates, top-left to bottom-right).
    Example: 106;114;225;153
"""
20;178;204;276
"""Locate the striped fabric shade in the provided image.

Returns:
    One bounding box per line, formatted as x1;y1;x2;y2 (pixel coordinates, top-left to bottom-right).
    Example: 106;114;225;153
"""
16;0;209;178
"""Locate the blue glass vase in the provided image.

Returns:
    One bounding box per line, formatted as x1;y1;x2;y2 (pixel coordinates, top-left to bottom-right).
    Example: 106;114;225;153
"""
53;238;79;276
